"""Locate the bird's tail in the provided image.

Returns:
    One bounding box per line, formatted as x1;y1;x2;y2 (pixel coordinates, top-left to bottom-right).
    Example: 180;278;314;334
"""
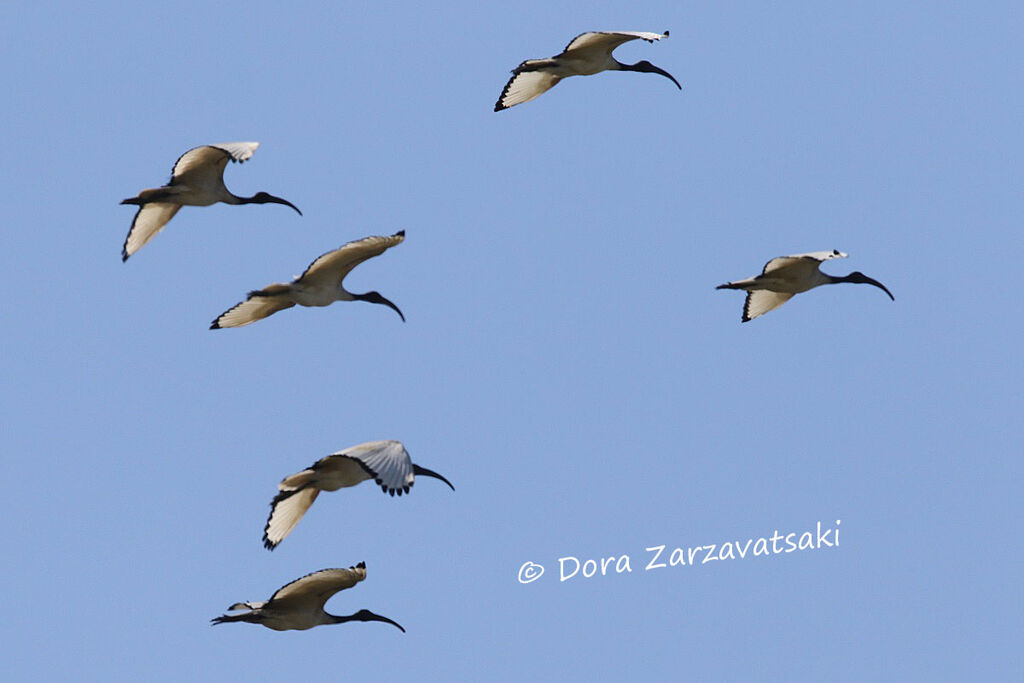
211;612;255;626
716;282;743;290
247;283;293;299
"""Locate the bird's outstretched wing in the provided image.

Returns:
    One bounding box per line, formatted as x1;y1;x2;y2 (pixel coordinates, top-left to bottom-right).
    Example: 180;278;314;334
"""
170;142;259;184
495;66;563;111
336;440;415;496
561;30;669;55
297;231;405;289
761;250;847;276
269;564;367;610
263;487;320;550
743;291;795;322
211;286;296;329
122;203;181;261
757;251;848;287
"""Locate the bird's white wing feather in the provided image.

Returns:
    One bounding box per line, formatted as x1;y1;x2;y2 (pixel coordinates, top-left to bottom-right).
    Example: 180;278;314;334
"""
562;31;668;54
762;250;847;275
743;291;795;321
496;68;562;110
298;232;405;289
211;291;295;328
343;440;415;495
269;565;367;608
122;203;181;260
170;142;259;181
263;488;320;550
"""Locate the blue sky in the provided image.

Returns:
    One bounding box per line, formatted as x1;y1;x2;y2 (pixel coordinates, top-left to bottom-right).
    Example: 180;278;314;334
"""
2;2;1021;680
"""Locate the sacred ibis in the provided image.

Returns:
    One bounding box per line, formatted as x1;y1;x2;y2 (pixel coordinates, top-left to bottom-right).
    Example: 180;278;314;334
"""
211;563;405;632
120;142;301;261
494;31;680;111
716;250;894;322
210;231;406;329
263;440;454;550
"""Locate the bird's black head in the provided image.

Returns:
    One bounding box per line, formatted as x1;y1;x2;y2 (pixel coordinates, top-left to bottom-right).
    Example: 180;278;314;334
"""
356;291;405;322
624;60;682;90
843;271;895;300
248;191;303;215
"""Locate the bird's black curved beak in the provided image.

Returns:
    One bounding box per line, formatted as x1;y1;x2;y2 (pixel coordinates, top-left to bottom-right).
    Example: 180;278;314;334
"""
413;464;455;491
631;60;682;90
270;195;303;216
360;291;405;322
849;272;895;300
357;609;406;633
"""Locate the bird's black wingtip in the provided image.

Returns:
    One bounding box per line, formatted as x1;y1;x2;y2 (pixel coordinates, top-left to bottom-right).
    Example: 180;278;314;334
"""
210;320;221;330
663;30;670;37
396;229;406;237
121;250;130;262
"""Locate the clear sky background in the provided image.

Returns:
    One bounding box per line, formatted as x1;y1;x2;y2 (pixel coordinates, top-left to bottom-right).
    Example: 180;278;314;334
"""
2;2;1021;680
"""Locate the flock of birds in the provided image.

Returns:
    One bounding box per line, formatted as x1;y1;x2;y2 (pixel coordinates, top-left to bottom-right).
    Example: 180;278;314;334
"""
119;29;894;635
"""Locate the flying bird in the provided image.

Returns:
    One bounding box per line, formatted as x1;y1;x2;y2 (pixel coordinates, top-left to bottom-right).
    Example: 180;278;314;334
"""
211;231;405;329
716;250;894;322
120;142;301;261
263;440;454;550
211;563;405;632
494;30;680;111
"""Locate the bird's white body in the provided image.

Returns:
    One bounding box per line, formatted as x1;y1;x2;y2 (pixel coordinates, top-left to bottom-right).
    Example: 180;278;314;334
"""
726;252;844;294
495;31;677;110
247;603;331;632
211;231;405;328
262;440;453;550
290;282;358;308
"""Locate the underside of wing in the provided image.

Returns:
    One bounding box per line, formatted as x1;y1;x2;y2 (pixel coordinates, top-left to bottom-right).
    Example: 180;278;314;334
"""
269;565;367;608
170;142;259;181
122;203;181;260
210;291;295;329
495;68;562;110
743;290;795;322
562;30;668;54
298;232;405;289
343;440;415;496
263;488;320;550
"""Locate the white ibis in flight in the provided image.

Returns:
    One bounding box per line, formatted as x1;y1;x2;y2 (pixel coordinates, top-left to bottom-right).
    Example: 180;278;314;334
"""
210;231;405;329
263;440;454;550
716;250;894;322
211;563;405;632
120;142;301;261
494;31;680;111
